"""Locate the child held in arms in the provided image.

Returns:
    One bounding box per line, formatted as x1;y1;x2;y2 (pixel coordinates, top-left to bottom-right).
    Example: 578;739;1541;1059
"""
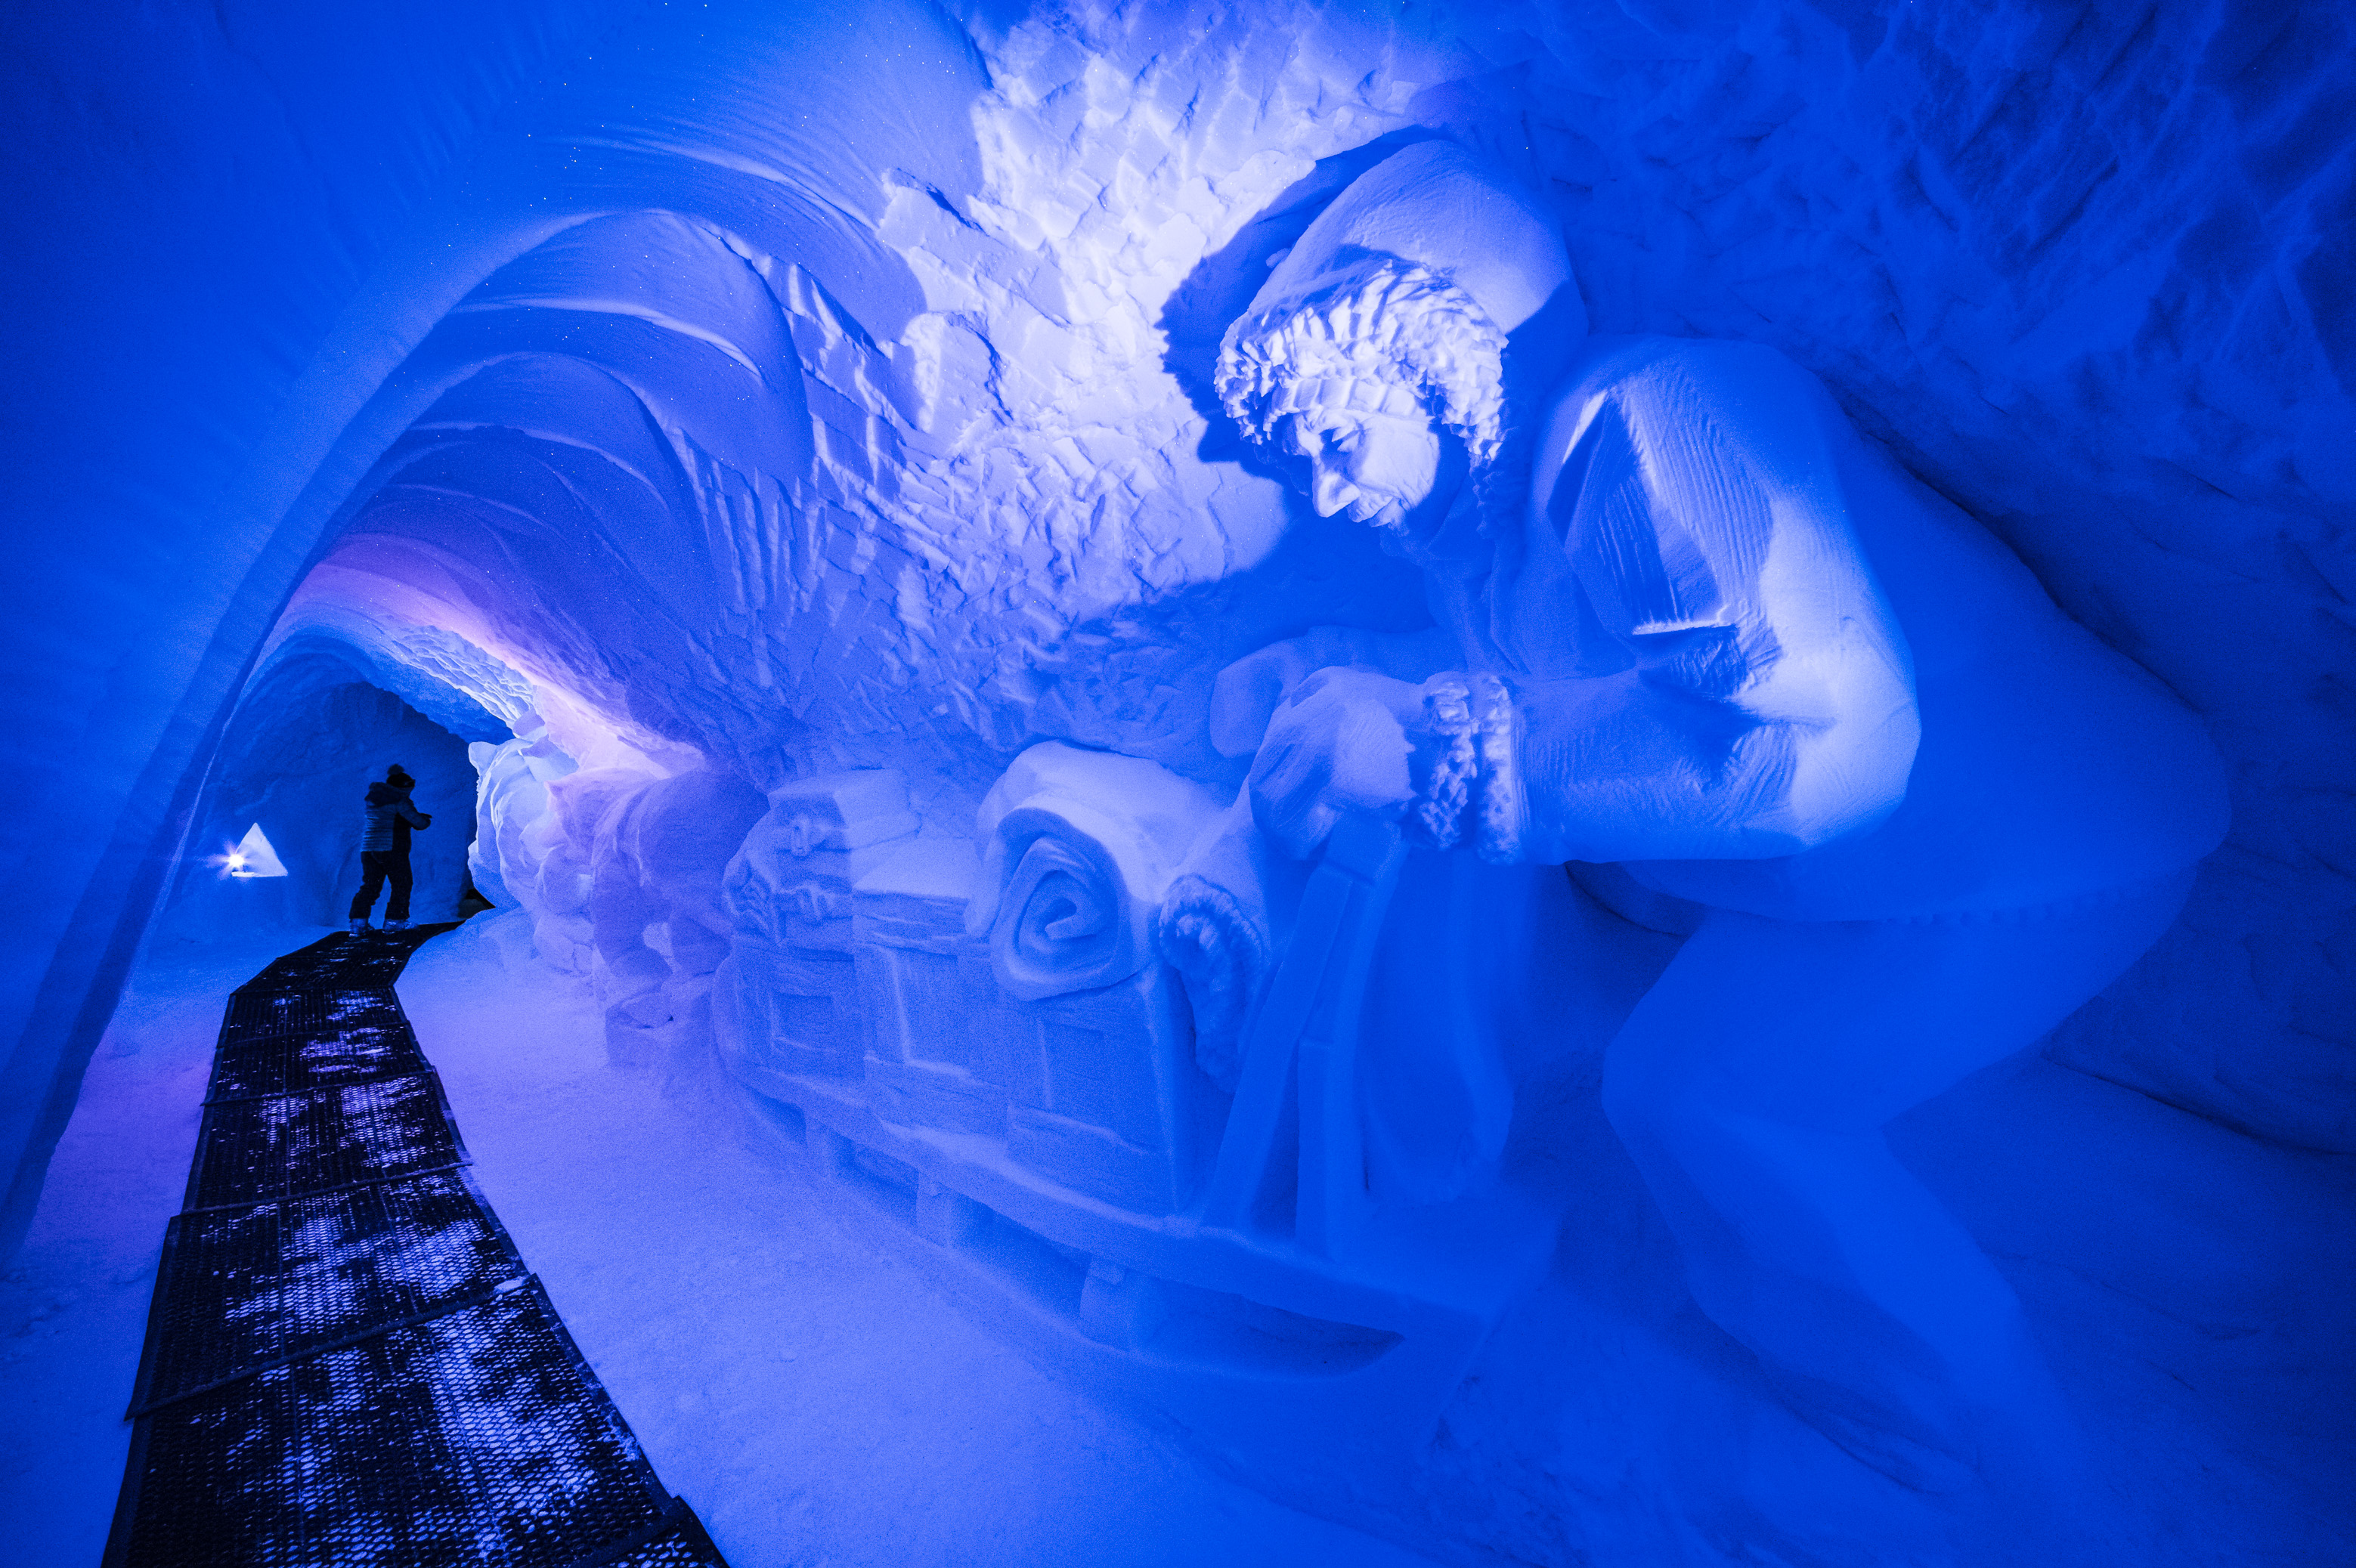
349;763;432;934
1202;141;2228;1494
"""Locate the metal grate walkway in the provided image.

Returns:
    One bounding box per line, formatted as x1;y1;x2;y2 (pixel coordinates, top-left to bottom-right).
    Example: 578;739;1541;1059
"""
106;926;729;1568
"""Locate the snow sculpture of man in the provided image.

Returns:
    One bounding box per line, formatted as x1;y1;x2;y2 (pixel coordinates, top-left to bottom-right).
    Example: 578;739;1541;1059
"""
1207;140;2231;1489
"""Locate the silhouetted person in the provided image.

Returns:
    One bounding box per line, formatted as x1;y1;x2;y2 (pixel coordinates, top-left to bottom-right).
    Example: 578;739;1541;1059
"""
350;764;432;933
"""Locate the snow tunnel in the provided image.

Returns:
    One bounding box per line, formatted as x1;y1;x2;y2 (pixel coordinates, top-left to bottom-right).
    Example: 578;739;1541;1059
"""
2;3;2351;1565
157;611;515;937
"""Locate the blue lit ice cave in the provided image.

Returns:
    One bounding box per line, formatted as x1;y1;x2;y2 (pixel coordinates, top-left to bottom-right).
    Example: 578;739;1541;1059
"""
2;3;2350;1563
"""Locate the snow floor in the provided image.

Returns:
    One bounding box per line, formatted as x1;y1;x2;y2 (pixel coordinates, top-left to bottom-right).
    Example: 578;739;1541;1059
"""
0;926;302;1564
7;908;2351;1566
0;912;1434;1566
399;913;1438;1566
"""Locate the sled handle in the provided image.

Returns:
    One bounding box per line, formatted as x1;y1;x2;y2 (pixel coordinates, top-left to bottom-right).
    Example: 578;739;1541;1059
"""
1198;811;1407;1247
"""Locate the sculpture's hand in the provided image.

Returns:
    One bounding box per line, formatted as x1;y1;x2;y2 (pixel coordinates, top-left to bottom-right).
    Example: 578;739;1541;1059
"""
1210;627;1457;758
1211;639;1327;759
1248;668;1423;858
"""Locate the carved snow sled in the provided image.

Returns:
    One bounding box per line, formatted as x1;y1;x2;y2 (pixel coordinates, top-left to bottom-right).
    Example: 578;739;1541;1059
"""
716;757;1579;1476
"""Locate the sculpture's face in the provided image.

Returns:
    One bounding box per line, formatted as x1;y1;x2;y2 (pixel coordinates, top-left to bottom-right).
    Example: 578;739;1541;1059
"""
1283;407;1446;533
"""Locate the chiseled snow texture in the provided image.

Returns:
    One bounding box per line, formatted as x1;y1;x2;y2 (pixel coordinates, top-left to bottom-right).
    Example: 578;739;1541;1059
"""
290;0;2350;1149
940;0;2356;1149
1;1;2351;1560
7;0;2348;1245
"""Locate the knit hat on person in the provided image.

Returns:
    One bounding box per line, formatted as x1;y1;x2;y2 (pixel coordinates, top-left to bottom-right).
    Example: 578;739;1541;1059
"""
385;765;414;787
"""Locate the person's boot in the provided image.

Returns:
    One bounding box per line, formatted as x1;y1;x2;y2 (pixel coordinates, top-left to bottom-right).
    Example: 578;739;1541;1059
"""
385;918;410;932
348;917;371;935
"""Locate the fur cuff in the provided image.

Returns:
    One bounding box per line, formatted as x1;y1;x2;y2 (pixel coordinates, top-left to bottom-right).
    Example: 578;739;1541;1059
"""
1469;672;1524;864
1413;671;1522;860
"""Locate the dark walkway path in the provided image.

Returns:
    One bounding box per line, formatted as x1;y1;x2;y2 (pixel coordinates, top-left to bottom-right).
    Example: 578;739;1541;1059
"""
104;926;729;1568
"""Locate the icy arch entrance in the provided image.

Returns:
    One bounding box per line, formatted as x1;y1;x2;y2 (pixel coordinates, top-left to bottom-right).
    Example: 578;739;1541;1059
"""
158;664;495;943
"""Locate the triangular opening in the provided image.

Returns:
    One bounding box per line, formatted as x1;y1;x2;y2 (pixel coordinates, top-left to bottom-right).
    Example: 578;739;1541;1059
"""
226;822;289;878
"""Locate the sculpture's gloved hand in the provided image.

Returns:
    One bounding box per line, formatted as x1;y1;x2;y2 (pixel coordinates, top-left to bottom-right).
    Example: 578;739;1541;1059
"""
1248;667;1425;858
